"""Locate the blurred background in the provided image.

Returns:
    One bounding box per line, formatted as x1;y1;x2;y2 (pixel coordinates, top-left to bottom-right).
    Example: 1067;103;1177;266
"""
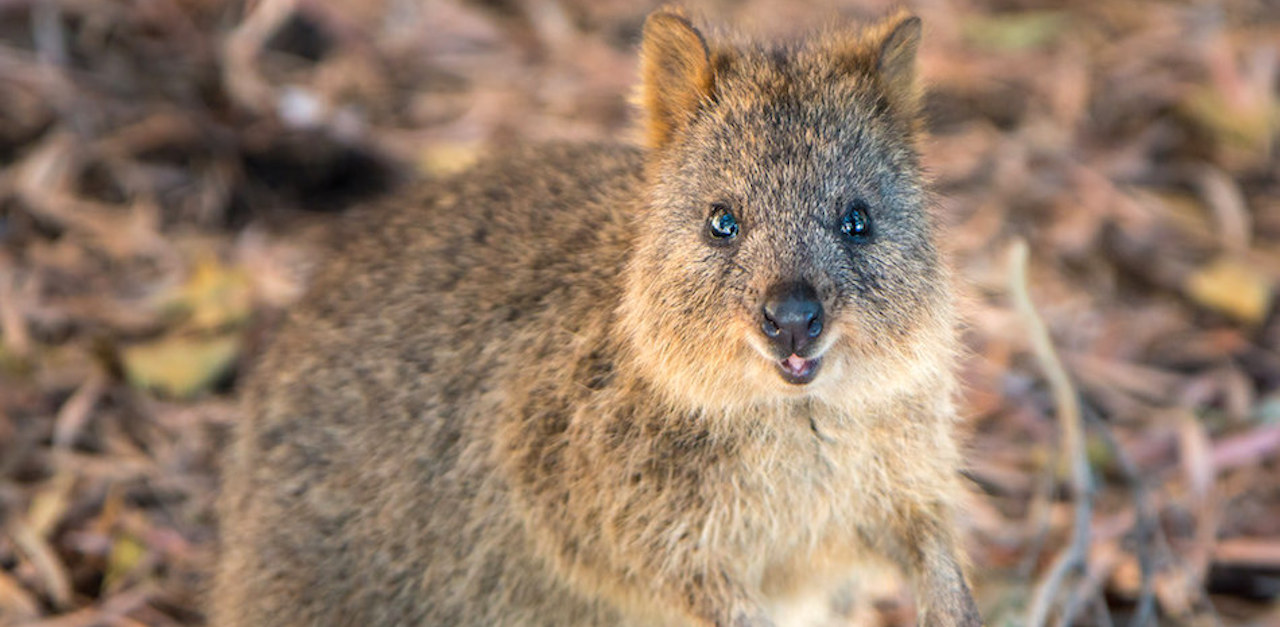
0;0;1276;625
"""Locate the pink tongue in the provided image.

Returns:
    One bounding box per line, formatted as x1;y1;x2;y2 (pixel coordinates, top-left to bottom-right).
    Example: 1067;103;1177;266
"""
784;354;806;373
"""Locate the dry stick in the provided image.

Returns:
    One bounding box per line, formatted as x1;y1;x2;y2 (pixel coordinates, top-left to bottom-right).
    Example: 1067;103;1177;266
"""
1091;594;1116;627
1017;460;1060;578
222;0;298;114
1060;540;1121;626
6;519;73;610
1177;411;1223;622
0;259;34;359
1008;240;1095;627
1084;408;1158;627
20;583;157;627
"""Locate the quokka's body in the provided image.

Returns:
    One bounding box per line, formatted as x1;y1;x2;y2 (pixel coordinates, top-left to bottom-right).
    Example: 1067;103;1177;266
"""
213;8;983;626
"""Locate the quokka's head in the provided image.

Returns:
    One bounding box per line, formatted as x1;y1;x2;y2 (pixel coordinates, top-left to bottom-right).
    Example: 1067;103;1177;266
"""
619;8;957;412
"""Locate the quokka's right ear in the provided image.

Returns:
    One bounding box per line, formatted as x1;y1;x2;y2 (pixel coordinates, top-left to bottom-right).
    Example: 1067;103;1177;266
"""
873;12;923;120
637;7;714;151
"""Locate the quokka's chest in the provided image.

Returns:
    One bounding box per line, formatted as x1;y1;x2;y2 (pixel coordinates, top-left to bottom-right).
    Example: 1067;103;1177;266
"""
710;426;897;544
688;434;893;602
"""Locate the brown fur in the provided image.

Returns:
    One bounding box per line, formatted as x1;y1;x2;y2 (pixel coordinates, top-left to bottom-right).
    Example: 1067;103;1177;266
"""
213;8;981;627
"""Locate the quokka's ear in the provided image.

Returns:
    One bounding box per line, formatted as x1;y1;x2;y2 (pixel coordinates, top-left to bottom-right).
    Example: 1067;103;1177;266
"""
637;7;714;151
870;11;923;119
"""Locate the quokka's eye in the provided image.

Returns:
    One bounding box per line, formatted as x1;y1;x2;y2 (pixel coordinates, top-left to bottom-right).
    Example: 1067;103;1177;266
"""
840;201;872;241
707;204;739;240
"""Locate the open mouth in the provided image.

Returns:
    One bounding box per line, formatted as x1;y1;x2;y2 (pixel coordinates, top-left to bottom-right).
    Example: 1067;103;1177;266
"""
776;354;821;385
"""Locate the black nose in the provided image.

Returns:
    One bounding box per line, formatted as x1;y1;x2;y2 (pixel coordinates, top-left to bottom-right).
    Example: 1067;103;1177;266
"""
761;282;823;355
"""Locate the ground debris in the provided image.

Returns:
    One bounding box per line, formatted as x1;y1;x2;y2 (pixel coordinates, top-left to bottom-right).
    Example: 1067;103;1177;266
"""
0;0;1276;625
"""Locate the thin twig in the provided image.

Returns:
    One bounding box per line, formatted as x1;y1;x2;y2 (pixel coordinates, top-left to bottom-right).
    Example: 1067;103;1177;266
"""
19;582;158;627
0;258;34;360
1018;461;1059;579
53;369;108;450
1009;239;1095;627
6;518;73;610
1060;543;1116;626
1082;406;1158;627
1091;594;1116;627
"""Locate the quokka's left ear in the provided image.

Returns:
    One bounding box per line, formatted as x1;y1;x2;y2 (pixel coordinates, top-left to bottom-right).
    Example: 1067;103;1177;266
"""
824;10;924;120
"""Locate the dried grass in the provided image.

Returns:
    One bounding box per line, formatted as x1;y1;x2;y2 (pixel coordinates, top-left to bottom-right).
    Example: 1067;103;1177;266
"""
0;0;1277;624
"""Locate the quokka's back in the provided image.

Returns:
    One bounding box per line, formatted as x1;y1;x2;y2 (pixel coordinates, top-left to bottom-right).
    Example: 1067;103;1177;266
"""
213;8;982;626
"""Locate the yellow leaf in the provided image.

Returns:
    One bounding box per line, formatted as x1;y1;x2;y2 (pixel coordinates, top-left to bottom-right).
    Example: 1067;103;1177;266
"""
103;533;146;594
1185;257;1274;324
162;253;254;332
962;12;1068;51
122;334;240;398
0;341;33;375
1183;88;1276;166
420;141;481;177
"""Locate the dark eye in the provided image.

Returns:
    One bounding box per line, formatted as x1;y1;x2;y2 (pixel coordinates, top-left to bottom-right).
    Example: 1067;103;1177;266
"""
840;202;872;241
707;204;739;240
